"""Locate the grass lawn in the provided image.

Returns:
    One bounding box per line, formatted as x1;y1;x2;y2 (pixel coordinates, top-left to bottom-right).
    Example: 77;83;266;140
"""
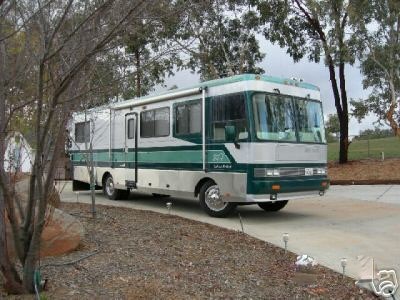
328;136;400;162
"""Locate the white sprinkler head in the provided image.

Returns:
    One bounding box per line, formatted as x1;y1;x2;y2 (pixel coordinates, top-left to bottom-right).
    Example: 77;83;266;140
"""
341;257;347;268
282;233;289;243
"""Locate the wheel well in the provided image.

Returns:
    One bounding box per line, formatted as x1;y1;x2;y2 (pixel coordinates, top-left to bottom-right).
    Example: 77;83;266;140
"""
101;172;111;187
194;177;215;197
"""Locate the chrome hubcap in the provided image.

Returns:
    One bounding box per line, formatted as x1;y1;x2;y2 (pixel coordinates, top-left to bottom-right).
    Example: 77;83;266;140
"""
106;177;114;196
205;185;228;212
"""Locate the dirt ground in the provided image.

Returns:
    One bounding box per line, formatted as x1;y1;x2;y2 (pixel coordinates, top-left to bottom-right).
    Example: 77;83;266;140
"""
328;158;400;184
2;203;376;299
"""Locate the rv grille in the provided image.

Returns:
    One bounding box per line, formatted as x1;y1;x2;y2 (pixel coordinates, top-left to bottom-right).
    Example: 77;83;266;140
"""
254;167;325;178
279;167;302;176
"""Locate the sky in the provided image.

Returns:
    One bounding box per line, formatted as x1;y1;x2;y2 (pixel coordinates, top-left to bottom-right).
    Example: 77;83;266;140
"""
158;40;381;136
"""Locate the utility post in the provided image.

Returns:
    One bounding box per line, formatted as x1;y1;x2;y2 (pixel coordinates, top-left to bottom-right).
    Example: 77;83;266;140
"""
89;140;96;219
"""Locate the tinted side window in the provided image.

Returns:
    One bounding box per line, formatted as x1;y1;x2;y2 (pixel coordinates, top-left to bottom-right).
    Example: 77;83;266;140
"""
140;107;170;138
176;104;189;134
140;110;154;138
212;94;247;141
175;101;201;135
75;121;90;143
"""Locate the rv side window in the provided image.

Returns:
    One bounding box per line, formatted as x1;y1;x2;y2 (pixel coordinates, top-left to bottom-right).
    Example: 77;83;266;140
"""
127;118;135;139
75;121;90;143
155;107;170;136
175;100;201;135
141;110;155;137
140;107;170;138
212;93;247;141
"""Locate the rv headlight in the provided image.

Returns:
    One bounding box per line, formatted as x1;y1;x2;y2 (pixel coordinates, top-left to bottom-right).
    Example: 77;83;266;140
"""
256;168;281;177
254;168;266;178
316;168;326;175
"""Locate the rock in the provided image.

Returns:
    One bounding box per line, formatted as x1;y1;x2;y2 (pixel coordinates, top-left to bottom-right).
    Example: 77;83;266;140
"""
6;208;84;258
39;208;84;257
5;177;84;258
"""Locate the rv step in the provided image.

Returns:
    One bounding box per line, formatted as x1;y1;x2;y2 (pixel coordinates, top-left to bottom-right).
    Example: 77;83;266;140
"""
125;180;137;189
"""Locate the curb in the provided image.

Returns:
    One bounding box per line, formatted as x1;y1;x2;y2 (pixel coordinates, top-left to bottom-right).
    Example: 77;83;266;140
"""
330;180;400;185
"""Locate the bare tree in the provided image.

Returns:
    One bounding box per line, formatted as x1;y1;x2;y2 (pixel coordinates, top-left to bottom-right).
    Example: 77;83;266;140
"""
0;0;30;293
0;0;155;293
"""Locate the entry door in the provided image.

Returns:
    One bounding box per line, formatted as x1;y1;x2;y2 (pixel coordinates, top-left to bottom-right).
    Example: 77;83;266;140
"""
124;113;137;188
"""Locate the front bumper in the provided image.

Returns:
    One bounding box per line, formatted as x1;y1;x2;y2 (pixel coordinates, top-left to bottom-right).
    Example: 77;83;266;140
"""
245;190;325;203
245;177;329;203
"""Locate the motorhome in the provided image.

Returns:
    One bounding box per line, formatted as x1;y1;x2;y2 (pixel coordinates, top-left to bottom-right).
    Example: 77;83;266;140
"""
69;74;329;217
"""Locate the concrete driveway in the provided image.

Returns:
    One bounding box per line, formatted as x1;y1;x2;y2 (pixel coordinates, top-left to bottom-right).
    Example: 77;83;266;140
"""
59;182;400;295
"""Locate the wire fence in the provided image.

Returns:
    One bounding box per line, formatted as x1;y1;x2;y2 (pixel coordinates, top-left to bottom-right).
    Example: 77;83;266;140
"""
328;136;400;162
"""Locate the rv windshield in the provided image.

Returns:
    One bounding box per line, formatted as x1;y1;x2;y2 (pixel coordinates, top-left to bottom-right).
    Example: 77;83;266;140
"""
253;93;326;143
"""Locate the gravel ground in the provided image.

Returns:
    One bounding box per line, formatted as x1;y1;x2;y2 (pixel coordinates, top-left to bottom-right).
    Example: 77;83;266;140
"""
3;203;377;299
328;158;400;183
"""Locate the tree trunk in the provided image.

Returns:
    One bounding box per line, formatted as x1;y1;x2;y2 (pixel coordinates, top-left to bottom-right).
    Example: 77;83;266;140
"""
0;188;26;294
20;56;47;293
22;244;38;292
338;113;349;163
387;78;400;136
338;62;349;163
386;101;400;136
0;49;4;173
0;26;26;293
89;141;96;218
326;56;348;163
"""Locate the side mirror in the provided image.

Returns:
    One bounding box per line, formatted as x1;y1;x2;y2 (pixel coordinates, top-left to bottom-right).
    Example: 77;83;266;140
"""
225;125;236;142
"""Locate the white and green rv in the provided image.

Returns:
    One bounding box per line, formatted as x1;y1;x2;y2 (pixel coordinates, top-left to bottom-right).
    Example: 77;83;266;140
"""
69;74;329;217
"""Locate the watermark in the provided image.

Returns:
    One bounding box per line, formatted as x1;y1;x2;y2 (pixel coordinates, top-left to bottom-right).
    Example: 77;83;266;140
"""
356;256;398;298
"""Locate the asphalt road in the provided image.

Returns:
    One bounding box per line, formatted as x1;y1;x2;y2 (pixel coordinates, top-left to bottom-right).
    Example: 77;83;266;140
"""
59;183;400;295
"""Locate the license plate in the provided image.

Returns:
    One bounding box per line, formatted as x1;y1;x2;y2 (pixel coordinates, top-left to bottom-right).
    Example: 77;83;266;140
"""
305;168;313;176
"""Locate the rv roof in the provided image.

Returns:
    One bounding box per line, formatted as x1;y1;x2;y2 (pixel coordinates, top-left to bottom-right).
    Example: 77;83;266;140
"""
112;74;320;110
193;74;319;91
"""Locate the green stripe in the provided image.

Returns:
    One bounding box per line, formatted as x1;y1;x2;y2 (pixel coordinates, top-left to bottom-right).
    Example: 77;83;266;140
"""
71;149;230;164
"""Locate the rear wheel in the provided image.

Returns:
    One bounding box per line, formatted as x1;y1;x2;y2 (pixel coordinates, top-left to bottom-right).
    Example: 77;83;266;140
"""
258;200;288;212
199;181;235;218
103;174;129;200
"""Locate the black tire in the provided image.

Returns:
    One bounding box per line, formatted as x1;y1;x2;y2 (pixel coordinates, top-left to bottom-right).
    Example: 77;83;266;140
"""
258;200;288;212
199;180;235;218
103;174;129;200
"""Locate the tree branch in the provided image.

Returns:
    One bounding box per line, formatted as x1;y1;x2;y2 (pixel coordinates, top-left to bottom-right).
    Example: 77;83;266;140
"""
0;0;56;42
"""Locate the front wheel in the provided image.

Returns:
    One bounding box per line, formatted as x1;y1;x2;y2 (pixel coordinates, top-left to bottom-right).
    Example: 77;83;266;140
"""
258;200;288;212
199;181;235;218
103;174;129;200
